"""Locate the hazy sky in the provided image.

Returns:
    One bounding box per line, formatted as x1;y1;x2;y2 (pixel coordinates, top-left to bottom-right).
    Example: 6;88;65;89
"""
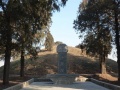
50;0;82;47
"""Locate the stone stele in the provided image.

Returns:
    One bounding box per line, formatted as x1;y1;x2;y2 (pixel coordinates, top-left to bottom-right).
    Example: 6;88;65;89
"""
46;44;78;84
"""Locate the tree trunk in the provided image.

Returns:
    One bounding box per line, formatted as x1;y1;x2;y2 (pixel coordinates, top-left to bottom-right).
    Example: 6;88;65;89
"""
115;15;120;81
20;47;25;77
0;0;12;85
114;6;120;82
99;56;106;74
101;62;106;74
3;27;12;85
101;56;106;74
3;45;11;85
99;56;102;73
2;12;12;85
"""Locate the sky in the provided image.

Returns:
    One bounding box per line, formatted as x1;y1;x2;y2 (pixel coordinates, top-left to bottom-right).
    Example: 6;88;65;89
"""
50;0;82;47
50;0;117;61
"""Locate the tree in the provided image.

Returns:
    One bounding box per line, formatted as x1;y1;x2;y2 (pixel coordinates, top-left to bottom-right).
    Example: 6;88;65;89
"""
112;0;120;81
74;0;113;74
0;0;68;85
45;31;54;51
0;0;14;85
75;44;85;54
83;29;112;74
12;0;66;77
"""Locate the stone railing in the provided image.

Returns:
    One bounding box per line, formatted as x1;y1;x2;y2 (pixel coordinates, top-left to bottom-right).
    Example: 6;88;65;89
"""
90;78;120;90
3;78;34;90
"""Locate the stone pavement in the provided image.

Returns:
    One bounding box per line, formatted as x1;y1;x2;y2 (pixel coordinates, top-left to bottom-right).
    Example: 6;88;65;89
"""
20;81;110;90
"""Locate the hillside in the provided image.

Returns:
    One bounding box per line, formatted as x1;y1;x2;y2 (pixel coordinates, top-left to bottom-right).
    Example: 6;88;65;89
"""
0;45;118;89
0;45;118;76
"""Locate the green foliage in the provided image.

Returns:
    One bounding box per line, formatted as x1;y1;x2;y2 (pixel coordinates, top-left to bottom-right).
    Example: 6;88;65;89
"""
0;0;68;55
45;31;54;51
0;0;68;57
74;0;113;57
83;30;112;58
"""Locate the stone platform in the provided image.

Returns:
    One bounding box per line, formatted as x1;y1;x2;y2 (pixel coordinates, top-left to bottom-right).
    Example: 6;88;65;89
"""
20;81;110;90
46;74;79;84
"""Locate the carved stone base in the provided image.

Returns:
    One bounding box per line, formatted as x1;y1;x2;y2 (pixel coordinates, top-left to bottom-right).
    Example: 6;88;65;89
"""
46;74;79;84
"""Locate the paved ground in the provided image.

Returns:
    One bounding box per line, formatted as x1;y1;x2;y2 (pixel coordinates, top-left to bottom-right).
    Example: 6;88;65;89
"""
20;81;110;90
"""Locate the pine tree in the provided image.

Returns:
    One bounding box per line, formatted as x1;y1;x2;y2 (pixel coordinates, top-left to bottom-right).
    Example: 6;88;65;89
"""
74;0;113;74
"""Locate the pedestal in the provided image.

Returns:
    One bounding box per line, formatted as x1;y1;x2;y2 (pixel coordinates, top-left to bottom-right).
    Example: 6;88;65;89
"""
46;74;79;84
